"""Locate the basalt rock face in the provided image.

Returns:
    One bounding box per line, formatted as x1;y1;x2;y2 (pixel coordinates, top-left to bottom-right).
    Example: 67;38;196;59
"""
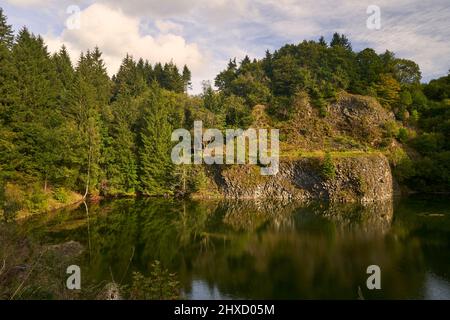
213;153;392;203
327;93;395;147
284;92;396;150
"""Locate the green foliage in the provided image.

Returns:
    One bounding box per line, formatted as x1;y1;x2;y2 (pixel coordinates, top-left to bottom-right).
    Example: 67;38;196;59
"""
387;147;415;184
128;261;180;300
53;187;70;204
187;167;209;193
397;127;409;143
138;87;176;196
2;183;25;220
423;72;450;100
0;5;449;205
321;152;336;180
0;8;14;49
214;34;421;121
374;74;401;107
25;185;49;213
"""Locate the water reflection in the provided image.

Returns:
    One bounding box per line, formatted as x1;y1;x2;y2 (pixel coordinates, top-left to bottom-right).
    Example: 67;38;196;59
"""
17;196;450;299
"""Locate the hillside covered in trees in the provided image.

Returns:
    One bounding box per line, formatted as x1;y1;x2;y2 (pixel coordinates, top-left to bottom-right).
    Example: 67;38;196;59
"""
0;7;449;219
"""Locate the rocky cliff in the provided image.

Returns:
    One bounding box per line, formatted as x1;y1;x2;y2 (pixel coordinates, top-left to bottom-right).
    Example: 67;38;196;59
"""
209;153;392;203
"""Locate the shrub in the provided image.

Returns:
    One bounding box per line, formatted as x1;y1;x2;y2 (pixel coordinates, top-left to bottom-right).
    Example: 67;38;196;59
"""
53;187;70;204
411;132;444;155
321;152;336;180
3;183;25;220
389;148;415;183
397;127;409;143
25;185;49;214
383;120;400;138
188;167;209;193
128;261;180;300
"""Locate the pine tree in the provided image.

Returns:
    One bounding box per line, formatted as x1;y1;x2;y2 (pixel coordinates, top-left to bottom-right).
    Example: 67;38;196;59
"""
182;65;192;92
153;62;164;86
241;55;251;67
10;28;61;188
161;62;184;92
0;38;17;120
0;37;18;181
112;54;146;100
0;8;14;49
318;36;327;47
143;60;154;85
330;32;352;50
13;28;58;111
138;86;175;196
52;45;75;107
103;97;138;195
68;49;111;197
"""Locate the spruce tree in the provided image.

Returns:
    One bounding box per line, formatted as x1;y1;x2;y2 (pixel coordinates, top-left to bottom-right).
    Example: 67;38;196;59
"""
112;54;146;100
0;8;14;49
68;49;111;196
182;65;192;92
52;45;75;107
102;96;139;195
138;86;175;196
11;28;61;188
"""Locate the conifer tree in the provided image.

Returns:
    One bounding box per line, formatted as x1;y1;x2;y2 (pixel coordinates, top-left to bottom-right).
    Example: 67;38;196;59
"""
112;54;146;100
52;45;75;107
0;8;14;49
102;97;139;195
138;86;175;195
182;65;192;92
68;49;111;197
11;28;61;188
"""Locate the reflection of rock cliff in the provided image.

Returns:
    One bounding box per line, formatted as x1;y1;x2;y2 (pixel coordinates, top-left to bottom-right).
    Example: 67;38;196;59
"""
212;153;392;203
192;199;419;299
312;200;394;234
216;199;394;234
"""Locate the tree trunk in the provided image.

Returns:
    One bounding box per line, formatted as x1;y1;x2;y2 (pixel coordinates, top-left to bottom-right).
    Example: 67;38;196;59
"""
83;145;92;199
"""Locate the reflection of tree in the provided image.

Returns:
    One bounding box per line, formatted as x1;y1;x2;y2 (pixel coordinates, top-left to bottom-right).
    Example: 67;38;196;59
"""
189;199;423;299
317;200;394;234
16;197;446;299
391;197;450;284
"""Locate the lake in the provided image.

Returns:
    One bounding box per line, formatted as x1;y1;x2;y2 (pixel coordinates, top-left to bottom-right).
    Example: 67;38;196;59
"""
15;195;450;299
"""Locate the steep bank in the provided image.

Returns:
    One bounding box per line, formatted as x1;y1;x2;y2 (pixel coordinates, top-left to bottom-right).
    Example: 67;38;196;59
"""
208;153;392;203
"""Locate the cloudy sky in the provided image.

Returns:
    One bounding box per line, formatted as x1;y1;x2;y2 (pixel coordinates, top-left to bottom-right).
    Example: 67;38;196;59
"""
1;0;449;93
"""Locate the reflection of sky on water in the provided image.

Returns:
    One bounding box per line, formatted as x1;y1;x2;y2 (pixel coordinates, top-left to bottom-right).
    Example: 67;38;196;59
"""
185;279;235;300
424;272;450;300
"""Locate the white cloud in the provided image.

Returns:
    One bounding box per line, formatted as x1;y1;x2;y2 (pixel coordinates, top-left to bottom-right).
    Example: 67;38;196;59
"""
5;0;450;91
4;0;54;5
44;3;207;92
155;20;183;34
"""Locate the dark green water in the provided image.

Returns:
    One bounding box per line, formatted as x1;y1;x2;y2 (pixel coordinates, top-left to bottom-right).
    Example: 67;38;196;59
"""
17;196;450;299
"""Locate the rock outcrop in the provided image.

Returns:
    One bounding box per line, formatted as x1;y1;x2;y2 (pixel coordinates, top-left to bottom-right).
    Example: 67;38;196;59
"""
284;92;396;150
211;153;392;203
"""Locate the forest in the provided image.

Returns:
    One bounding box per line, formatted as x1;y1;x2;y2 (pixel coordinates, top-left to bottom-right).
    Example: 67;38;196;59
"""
0;7;449;219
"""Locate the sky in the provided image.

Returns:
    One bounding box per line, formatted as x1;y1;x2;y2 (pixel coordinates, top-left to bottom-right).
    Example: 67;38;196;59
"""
1;0;449;94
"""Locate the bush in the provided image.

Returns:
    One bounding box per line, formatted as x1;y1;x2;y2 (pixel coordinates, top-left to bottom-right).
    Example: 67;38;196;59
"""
53;187;70;204
397;127;409;143
3;183;25;220
321;152;336;180
411;132;444;155
383;120;400;138
25;185;49;214
188;167;209;193
388;147;415;183
128;261;180;300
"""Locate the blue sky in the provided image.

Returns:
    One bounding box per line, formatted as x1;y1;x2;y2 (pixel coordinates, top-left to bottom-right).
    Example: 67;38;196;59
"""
2;0;449;93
